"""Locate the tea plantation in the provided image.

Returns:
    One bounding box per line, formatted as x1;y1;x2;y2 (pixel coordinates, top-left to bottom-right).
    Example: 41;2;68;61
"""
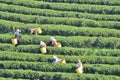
0;0;120;80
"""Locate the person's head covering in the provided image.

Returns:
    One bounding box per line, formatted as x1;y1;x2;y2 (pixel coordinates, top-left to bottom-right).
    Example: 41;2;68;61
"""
40;41;44;44
16;29;21;32
53;55;57;59
50;37;55;41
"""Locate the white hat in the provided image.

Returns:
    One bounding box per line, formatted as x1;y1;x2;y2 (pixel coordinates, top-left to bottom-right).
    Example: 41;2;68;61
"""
50;37;56;41
40;41;44;44
53;55;57;58
16;29;21;32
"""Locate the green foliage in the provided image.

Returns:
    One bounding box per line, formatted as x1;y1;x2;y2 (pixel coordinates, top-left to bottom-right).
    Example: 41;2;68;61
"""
0;0;120;14
0;69;120;80
0;3;120;21
1;19;120;37
0;77;16;80
0;61;120;76
0;0;120;79
0;51;119;64
1;11;120;29
1;34;120;49
35;0;120;6
0;61;75;73
0;43;120;57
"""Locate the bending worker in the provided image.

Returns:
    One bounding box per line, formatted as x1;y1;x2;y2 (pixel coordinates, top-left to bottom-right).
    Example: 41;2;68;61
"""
50;37;57;47
40;41;47;54
50;37;61;47
14;29;21;46
52;55;61;64
76;59;83;73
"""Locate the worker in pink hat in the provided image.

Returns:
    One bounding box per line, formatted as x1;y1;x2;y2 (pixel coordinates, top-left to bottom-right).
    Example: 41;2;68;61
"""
50;37;57;47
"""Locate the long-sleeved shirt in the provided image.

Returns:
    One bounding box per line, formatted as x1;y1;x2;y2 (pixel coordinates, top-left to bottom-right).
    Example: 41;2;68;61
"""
52;57;60;64
52;39;57;46
76;60;83;68
14;31;21;40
